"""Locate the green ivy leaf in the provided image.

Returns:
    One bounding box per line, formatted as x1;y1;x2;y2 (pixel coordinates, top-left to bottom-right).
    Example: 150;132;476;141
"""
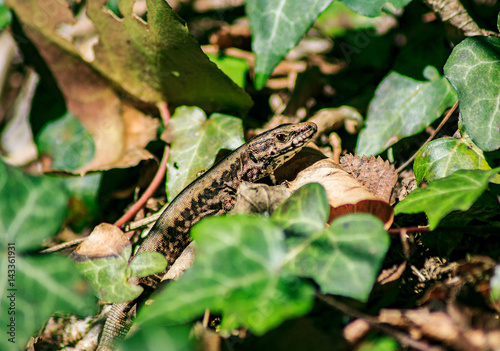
0;255;96;351
271;183;329;237
167;107;244;199
356;67;457;156
73;244;143;303
36;112;95;172
121;325;194;351
0;160;95;350
136;216;315;335
129;252;168;279
444;36;500;151
71;223;167;303
394;168;500;230
6;0;253;113
414;136;499;184
339;0;412;17
0;160;68;252
285;214;390;302
246;0;332;89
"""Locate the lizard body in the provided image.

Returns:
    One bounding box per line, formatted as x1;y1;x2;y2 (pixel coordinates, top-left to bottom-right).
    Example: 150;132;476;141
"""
97;122;317;350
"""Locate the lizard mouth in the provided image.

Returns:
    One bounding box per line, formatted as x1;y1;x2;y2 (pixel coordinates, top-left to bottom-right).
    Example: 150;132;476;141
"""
287;122;317;149
295;122;317;144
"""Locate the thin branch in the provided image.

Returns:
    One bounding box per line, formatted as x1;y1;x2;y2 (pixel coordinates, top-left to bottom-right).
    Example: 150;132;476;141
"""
388;226;431;235
40;238;86;254
396;100;458;173
423;0;500;38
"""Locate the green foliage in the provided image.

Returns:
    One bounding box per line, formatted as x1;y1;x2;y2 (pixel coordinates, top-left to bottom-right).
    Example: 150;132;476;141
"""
444;37;500;152
247;0;332;89
167;107;245;199
339;0;413;17
3;0;500;348
0;161;95;350
0;0;11;30
121;325;194;351
356;67;457;156
128;252;168;278
206;53;249;88
136;215;316;335
135;184;389;338
36;112;95;172
356;335;400;351
414;136;498;184
395;168;500;230
271;182;329;236
0;160;68;251
73;246;166;303
285;213;390;301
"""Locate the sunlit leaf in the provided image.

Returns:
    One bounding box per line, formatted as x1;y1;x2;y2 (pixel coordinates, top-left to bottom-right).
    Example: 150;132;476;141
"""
247;0;332;89
414;136;499;184
356;67;457;156
394;168;500;230
167;107;244;199
339;0;412;17
444;36;500;151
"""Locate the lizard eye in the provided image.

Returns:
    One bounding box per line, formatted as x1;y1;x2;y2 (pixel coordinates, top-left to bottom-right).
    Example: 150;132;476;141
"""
276;133;287;142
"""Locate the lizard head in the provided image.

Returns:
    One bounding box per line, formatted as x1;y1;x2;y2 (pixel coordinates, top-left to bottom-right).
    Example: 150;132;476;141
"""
246;122;317;176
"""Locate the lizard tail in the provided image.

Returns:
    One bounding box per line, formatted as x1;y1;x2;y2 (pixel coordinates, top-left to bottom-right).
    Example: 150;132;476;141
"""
97;302;134;351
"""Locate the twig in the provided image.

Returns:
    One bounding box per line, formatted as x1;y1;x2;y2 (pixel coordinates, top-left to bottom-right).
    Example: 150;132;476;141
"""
123;202;168;232
396;100;459;173
388;226;431;235
423;0;500;38
114;101;172;230
316;293;444;351
40;238;86;254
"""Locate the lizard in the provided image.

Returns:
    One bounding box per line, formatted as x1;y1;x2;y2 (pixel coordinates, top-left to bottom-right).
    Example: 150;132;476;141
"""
96;122;317;351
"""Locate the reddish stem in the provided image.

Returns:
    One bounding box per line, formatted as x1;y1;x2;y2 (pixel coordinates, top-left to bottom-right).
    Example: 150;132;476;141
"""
114;101;172;233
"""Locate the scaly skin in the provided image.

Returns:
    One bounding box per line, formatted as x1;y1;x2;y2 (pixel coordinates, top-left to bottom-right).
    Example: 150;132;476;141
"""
97;122;317;350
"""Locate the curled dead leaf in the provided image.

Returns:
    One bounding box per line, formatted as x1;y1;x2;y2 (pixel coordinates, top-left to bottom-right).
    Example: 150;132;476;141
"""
283;148;394;229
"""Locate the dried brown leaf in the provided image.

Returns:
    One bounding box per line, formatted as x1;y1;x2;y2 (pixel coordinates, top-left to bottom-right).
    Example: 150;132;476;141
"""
14;26;158;173
284;148;394;229
72;223;130;259
340;154;398;203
